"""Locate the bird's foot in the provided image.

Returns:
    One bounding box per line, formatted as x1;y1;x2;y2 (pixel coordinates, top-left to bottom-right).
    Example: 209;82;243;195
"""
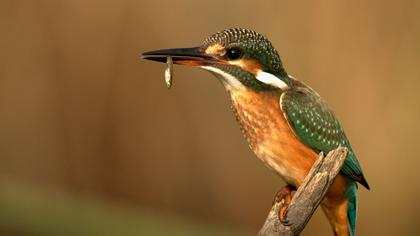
273;184;296;225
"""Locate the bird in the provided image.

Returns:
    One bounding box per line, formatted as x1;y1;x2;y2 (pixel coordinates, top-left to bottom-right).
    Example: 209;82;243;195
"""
142;28;369;236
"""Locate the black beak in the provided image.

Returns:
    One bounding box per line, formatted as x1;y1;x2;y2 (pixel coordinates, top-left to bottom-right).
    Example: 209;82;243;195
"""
141;47;215;66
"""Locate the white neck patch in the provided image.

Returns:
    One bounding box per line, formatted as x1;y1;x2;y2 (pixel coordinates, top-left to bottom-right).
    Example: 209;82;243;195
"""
255;70;289;90
201;66;245;90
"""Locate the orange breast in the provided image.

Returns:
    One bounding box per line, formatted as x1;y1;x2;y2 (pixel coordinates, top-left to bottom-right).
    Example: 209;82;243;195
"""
229;88;318;186
228;88;350;233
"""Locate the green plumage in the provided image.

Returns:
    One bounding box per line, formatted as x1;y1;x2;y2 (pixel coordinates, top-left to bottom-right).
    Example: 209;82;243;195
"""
346;182;358;236
280;83;369;189
280;81;369;236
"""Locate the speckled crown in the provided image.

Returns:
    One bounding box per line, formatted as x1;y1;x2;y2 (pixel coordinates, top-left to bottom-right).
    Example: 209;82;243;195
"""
203;28;268;47
203;28;286;77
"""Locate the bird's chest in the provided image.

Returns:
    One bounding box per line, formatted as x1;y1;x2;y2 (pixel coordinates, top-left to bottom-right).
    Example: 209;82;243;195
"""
229;89;317;186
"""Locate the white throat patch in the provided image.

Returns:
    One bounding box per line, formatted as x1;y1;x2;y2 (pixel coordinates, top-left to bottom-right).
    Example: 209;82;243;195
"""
201;66;289;91
201;66;245;90
255;70;289;90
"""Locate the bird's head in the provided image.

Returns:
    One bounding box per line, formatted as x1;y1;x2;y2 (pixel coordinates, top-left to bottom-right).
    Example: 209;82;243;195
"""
142;28;291;91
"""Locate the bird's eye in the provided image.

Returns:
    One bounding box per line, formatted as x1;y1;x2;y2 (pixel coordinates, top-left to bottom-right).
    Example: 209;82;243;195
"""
226;47;243;60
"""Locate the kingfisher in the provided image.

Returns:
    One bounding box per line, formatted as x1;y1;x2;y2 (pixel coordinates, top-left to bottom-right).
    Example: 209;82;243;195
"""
142;28;369;236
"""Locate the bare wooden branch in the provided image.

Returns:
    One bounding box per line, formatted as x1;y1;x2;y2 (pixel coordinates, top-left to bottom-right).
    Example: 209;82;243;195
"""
259;147;348;236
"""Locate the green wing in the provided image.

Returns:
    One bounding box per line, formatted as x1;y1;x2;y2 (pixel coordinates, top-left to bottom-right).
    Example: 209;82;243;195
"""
280;85;369;189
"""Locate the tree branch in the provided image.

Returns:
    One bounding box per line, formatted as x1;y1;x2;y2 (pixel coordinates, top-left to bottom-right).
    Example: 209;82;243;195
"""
259;147;348;236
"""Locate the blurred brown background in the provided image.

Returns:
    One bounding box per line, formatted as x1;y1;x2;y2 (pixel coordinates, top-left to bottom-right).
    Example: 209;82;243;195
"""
0;0;419;235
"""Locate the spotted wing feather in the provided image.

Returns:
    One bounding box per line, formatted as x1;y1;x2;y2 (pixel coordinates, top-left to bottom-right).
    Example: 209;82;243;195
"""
280;86;369;189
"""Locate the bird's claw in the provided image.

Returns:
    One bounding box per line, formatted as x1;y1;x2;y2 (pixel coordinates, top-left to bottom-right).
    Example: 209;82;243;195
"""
279;205;292;226
273;184;295;226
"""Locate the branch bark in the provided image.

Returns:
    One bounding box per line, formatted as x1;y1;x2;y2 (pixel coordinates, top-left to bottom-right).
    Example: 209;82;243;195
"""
259;147;348;236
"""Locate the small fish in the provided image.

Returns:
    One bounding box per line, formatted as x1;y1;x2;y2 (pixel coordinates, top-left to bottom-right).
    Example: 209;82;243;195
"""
165;56;173;88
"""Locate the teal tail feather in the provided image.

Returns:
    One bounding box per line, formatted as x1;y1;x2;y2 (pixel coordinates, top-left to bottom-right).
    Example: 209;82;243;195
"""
346;181;358;236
